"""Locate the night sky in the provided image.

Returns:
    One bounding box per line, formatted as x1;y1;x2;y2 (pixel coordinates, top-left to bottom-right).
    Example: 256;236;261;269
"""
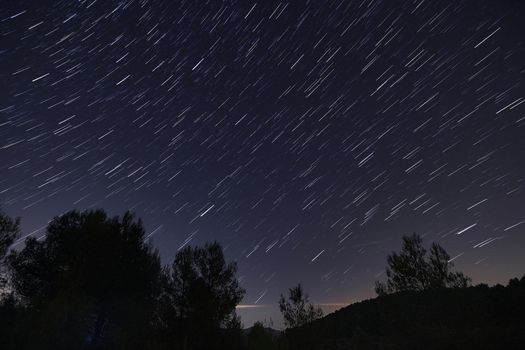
1;0;525;328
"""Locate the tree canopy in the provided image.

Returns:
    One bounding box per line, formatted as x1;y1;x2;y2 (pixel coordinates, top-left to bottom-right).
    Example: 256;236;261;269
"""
375;233;471;295
279;283;323;328
0;208;19;260
7;209;162;349
247;321;278;350
2;209;245;350
2;207;522;350
0;208;20;293
159;241;245;349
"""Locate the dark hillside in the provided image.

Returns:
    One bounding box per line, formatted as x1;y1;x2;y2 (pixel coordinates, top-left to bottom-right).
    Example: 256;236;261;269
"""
281;277;525;350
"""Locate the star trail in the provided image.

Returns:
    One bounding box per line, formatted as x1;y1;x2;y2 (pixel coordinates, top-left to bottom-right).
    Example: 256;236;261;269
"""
1;0;525;327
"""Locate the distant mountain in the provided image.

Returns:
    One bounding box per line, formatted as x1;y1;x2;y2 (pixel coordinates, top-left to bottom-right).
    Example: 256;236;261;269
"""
281;275;525;350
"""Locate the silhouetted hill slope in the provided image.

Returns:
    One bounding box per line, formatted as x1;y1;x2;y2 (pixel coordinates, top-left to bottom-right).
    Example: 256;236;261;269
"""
282;276;525;350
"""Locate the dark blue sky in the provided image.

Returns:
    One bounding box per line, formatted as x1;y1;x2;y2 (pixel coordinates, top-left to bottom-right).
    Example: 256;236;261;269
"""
1;0;525;328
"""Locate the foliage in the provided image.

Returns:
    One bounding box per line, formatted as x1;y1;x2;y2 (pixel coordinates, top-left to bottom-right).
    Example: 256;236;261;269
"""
0;209;245;350
375;233;471;295
0;208;20;293
160;241;245;349
6;209;162;349
1;208;523;350
0;208;20;259
171;242;244;327
279;283;323;328
246;321;278;350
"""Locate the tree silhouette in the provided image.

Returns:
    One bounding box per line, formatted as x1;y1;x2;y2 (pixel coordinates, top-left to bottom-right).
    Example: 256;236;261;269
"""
0;208;19;293
162;241;245;349
1;209;247;349
279;283;323;328
375;233;471;295
0;207;524;349
0;208;19;259
247;321;278;350
6;209;162;349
